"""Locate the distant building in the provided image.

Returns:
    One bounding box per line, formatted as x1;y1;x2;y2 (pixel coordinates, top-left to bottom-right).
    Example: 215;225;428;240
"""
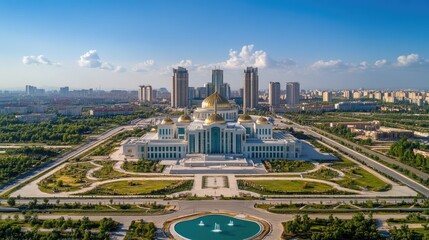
57;107;82;116
334;101;377;112
59;87;69;96
171;67;189;108
374;92;382;100
243;67;259;110
212;69;223;93
301;105;335;112
343;90;352;99
352;91;362;99
205;82;214;98
286;82;300;106
138;85;152;102
89;107;133;116
0;106;29;114
188;87;196;106
221;83;231;99
322;91;332;102
25;85;45;95
372;127;413;140
196;87;207;99
15;114;57;123
269;82;281;107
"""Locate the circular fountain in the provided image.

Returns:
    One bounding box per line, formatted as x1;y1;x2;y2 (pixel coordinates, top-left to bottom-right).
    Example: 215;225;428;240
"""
171;214;264;240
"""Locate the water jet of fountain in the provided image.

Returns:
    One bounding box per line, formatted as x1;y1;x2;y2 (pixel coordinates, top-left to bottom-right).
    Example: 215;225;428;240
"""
212;223;222;232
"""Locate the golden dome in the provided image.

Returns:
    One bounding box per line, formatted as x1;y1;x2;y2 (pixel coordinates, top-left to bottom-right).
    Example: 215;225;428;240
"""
204;113;226;125
178;113;193;123
161;116;174;125
256;116;269;125
238;114;253;123
202;92;231;109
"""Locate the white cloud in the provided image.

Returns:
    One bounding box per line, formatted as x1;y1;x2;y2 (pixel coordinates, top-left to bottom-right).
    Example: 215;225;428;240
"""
310;59;346;70
78;50;124;72
396;53;420;66
374;59;387;67
114;66;126;73
223;45;271;69
132;60;157;72
78;50;102;68
176;59;193;68
22;55;60;66
204;44;295;70
357;61;369;70
100;62;115;71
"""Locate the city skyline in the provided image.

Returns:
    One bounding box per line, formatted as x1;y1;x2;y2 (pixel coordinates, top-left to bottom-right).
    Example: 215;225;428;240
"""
1;0;429;90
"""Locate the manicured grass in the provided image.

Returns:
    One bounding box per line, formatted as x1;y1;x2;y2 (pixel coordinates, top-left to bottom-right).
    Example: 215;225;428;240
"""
92;160;130;179
306;168;339;180
123;159;164;173
263;160;315;173
238;180;340;195
38;162;95;193
328;156;357;170
83;180;193;195
412;228;429;235
336;167;391;191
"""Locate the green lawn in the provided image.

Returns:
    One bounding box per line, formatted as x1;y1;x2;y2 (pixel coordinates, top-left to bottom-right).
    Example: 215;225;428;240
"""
263;160;315;172
92;161;131;179
123;159;164;173
82;180;193;195
336;167;391;191
238;180;338;195
38;162;95;193
306;168;339;180
412;228;429;235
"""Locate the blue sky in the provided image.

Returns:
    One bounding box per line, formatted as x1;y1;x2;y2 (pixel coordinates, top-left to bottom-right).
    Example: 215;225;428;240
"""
1;0;429;91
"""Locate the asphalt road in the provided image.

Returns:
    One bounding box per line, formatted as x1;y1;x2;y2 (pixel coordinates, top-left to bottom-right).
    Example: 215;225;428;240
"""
315;128;429;180
0;124;133;195
278;116;429;197
1;200;414;240
12;197;420;206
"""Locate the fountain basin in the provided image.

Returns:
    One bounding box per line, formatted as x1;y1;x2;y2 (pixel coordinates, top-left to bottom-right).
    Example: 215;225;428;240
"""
173;214;262;240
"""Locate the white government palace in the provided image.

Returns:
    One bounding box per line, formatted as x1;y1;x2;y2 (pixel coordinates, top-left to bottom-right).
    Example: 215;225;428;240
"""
122;92;302;167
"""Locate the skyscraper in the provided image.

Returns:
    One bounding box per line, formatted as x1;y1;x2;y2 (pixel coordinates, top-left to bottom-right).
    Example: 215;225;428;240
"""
212;69;223;93
322;91;332;102
286;82;300;106
221;83;231;99
243;67;259;110
171;67;189;108
138;85;152;102
59;86;69;96
343;90;352;99
269;82;281;107
204;82;214;98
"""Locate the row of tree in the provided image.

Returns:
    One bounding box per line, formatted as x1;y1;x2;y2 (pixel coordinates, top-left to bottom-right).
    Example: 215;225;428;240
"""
284;213;381;240
124;220;156;240
284;213;427;240
0;215;119;240
123;159;162;173
0;147;61;184
388;137;429;174
0;113;154;145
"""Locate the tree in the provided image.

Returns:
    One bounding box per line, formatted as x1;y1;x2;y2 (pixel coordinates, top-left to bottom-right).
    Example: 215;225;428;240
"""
7;197;15;207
